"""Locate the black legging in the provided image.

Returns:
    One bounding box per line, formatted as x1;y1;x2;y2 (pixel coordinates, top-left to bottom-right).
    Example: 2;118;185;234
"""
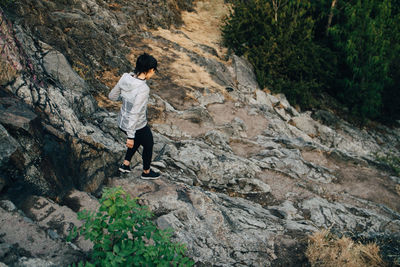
121;125;154;170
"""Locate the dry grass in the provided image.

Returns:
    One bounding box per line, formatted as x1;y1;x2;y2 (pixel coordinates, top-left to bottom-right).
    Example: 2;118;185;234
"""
121;0;232;108
96;69;120;89
0;58;18;86
147;0;231;100
306;230;385;267
94;69;122;109
141;39;226;94
169;49;224;91
183;0;229;49
153;0;229;59
94;93;121;110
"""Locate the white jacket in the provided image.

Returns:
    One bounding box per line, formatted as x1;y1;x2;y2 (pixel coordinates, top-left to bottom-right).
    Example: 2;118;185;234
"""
108;73;149;138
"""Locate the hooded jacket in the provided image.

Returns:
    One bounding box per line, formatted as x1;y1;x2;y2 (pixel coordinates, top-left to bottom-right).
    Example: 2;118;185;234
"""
108;73;149;138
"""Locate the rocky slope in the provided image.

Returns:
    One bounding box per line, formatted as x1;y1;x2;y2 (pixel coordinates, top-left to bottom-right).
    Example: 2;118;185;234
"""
1;0;400;266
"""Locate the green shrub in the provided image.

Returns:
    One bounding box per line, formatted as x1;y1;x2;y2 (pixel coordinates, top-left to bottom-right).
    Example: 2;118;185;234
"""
222;0;335;109
222;0;400;123
328;0;395;120
0;0;13;7
69;187;194;267
376;153;400;176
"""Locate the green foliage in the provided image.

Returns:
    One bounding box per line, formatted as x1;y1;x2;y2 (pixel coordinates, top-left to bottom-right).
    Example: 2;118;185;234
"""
69;187;194;267
69;262;95;267
222;0;335;109
376;153;400;176
0;0;13;7
381;1;400;122
328;0;395;120
222;0;400;123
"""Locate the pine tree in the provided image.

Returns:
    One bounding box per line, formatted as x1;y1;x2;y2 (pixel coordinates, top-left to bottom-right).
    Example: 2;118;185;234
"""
222;0;334;108
223;0;399;122
329;0;394;120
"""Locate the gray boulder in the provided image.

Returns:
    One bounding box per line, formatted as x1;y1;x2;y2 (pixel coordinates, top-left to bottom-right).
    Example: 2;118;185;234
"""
21;196;93;251
204;130;231;152
233;55;260;94
0;124;19;192
166;140;261;188
0;206;83;265
110;178;294;266
180;106;214;124
300;197;400;234
0;124;19;166
0;97;37;132
42;50;96;117
15;257;56;267
0;200;16;212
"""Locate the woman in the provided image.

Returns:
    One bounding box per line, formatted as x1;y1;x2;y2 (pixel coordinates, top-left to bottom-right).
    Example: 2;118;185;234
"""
108;53;160;179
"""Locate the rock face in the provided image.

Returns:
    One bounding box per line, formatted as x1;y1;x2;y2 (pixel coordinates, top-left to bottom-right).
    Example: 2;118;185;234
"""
7;0;195;95
1;0;400;266
0;123;19;192
1;8;124;196
111;178;309;266
0;205;83;266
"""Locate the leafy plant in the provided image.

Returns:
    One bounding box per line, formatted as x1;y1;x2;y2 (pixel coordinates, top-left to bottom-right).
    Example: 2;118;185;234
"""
222;0;400;123
0;0;13;8
328;0;395;120
376;153;400;176
69;187;194;267
222;0;335;109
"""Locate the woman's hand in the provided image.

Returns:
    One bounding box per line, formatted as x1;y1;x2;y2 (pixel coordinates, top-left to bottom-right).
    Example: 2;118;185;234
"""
126;139;134;148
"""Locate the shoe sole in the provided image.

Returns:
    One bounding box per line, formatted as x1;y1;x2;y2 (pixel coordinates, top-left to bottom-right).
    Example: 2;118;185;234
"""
141;176;160;180
119;168;131;173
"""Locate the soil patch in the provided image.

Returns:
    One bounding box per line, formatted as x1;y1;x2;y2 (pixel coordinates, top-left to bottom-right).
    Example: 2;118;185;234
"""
171;0;228;58
208;102;269;138
229;139;261;158
302;151;400;213
164;114;214;137
257;169;315;204
302;151;340;170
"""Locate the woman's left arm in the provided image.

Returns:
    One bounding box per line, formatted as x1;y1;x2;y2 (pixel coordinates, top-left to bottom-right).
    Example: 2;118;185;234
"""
108;79;122;101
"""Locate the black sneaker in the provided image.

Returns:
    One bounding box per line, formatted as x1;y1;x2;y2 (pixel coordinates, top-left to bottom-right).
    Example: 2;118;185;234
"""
141;169;160;180
119;164;131;173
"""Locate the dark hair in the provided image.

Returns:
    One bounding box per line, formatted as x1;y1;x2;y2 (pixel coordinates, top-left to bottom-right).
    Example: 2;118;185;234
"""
134;53;157;75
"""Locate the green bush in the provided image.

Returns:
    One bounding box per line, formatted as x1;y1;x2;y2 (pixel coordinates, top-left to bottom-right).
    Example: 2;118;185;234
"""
69;187;194;267
328;0;395;120
222;0;400;122
376;153;400;176
0;0;13;7
222;0;335;109
380;1;400;122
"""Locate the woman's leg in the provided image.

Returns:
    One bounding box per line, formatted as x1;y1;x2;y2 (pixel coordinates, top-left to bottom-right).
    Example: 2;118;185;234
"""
139;126;154;171
120;128;140;166
124;141;140;164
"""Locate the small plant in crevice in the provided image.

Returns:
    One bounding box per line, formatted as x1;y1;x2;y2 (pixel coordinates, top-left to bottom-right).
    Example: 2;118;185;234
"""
68;187;194;267
375;153;400;176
